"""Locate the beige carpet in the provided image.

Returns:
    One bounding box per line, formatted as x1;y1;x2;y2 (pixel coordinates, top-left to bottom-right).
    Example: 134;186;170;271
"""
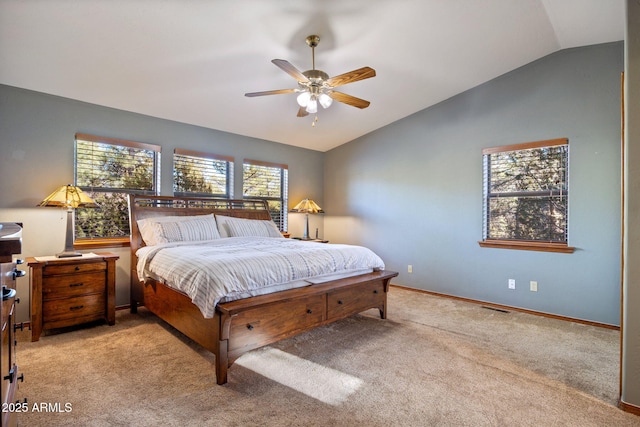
14;287;640;426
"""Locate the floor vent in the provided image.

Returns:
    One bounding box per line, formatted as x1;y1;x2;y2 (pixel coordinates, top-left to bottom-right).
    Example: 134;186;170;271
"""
481;305;510;313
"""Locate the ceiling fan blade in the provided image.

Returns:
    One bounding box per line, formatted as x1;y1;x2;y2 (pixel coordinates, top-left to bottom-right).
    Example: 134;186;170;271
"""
245;88;297;97
272;59;309;83
329;91;371;109
326;67;376;87
297;107;309;117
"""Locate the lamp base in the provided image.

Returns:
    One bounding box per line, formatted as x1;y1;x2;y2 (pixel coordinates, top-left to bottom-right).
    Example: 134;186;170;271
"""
57;208;82;258
56;251;83;258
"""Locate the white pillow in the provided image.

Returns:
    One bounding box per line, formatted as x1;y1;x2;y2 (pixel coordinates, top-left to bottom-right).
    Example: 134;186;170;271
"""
213;214;233;238
137;214;220;245
215;215;283;238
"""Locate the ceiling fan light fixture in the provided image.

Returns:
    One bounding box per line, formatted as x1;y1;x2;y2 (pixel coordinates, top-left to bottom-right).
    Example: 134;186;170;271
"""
319;93;333;109
296;91;311;107
306;99;318;114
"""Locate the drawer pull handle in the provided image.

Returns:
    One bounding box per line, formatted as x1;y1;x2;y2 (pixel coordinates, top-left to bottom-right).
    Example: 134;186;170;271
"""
4;367;15;383
373;290;378;294
14;322;24;332
337;300;343;305
75;266;80;271
69;283;84;288
307;309;313;314
70;305;84;311
247;324;254;331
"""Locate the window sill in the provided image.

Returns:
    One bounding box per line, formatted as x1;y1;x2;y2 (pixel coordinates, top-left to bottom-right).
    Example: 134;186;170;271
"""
74;237;130;250
478;240;575;253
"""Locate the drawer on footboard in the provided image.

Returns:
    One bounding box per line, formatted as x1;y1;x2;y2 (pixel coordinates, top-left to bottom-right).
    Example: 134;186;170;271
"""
228;294;325;357
327;279;386;321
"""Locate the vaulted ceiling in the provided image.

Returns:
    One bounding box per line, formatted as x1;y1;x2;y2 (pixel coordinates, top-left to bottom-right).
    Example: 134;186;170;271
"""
0;0;624;152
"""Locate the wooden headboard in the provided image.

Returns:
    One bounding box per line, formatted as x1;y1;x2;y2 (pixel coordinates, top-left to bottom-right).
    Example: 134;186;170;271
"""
128;194;272;252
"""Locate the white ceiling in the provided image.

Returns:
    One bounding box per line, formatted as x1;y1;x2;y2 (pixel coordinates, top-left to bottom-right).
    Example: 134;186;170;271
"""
0;0;624;152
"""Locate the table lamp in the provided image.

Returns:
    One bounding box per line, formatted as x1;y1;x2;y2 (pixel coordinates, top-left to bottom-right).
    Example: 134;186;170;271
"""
290;198;324;240
38;185;98;257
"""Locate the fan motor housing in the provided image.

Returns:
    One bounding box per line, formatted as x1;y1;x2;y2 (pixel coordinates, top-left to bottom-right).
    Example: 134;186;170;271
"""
302;69;329;82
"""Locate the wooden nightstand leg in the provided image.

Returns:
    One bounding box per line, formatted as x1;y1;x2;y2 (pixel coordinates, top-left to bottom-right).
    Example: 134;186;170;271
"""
30;265;43;341
105;257;116;325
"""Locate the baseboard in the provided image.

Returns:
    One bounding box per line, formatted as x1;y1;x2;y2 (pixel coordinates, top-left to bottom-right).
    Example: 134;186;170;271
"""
619;400;640;416
390;284;620;331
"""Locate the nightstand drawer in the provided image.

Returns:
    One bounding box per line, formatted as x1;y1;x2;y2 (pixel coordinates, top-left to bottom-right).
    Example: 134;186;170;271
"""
43;261;106;276
42;272;105;300
43;293;106;327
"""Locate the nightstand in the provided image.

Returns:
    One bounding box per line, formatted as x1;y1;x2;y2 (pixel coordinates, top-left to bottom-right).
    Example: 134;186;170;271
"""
27;252;118;341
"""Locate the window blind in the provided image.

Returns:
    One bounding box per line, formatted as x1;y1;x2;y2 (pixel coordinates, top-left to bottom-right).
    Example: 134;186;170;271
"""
173;148;234;198
243;159;288;231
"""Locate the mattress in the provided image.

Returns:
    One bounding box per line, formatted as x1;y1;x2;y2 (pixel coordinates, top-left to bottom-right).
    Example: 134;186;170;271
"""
136;237;385;318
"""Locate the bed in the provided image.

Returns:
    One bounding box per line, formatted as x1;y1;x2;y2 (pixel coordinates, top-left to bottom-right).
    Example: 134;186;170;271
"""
128;194;398;384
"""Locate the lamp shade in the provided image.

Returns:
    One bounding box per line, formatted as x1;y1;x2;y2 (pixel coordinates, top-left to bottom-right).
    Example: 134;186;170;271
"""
318;93;333;109
305;99;318;114
38;185;98;209
297;91;311;107
38;185;97;258
291;198;324;214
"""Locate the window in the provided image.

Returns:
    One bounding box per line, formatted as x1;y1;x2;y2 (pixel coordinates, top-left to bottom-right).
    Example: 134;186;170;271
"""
173;148;234;198
480;138;574;253
243;159;288;231
74;133;161;242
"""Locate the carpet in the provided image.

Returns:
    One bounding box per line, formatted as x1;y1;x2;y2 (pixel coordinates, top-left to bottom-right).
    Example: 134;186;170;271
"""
13;287;640;426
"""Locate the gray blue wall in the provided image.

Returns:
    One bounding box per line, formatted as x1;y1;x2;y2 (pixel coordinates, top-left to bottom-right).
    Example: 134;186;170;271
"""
325;42;624;326
0;85;324;208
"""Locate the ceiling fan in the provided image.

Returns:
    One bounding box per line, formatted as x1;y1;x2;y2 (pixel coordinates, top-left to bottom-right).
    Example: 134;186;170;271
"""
245;35;376;122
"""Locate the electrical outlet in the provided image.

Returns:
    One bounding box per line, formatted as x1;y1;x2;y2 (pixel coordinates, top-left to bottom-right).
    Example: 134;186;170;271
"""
530;281;538;292
408;265;413;273
508;279;516;290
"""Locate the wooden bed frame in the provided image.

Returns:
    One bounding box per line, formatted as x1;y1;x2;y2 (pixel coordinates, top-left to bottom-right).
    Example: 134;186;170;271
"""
128;194;398;385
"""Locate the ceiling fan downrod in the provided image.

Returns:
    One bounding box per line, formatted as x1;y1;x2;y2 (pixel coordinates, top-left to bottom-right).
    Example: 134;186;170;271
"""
306;35;320;71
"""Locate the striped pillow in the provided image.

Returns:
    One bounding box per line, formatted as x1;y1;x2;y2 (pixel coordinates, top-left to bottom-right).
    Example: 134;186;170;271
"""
216;215;283;238
143;215;221;244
